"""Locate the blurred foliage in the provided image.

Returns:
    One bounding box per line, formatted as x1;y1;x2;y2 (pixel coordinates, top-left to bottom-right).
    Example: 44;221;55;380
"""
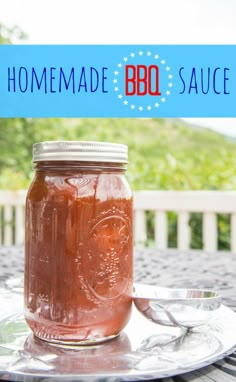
2;118;236;191
0;23;27;44
0;117;236;250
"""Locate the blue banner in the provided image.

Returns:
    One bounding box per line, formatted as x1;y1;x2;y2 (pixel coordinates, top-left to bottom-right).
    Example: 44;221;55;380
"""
0;45;235;117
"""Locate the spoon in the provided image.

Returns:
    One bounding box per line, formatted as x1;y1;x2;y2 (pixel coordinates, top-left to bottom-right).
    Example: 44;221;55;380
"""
133;283;221;329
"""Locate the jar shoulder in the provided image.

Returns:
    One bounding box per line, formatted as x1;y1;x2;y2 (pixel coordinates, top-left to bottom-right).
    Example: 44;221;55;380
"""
27;172;132;202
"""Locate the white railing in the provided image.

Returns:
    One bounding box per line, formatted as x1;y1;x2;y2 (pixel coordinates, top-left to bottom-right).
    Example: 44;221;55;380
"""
1;190;236;252
0;190;26;246
134;191;236;252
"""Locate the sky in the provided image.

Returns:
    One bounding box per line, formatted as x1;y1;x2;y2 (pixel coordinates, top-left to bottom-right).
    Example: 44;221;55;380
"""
1;0;236;136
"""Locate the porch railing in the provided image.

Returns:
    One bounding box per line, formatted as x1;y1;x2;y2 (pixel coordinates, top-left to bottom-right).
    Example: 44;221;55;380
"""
134;191;236;252
1;190;236;252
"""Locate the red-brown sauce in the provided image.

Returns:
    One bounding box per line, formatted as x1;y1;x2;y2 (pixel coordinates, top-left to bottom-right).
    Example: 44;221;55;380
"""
24;163;133;344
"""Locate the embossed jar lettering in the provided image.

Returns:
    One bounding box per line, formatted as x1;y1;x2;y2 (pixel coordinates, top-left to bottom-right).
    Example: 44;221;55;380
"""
24;141;133;345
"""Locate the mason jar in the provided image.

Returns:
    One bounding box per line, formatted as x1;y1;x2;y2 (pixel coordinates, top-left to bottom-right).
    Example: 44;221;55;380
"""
24;141;133;345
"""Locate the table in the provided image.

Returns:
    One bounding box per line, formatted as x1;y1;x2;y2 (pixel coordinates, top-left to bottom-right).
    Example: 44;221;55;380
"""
1;246;236;382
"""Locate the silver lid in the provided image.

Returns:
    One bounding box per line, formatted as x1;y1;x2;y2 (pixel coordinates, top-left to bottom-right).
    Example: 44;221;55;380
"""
33;141;128;163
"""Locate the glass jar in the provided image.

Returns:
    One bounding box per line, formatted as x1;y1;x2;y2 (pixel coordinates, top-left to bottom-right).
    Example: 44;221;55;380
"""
24;141;133;346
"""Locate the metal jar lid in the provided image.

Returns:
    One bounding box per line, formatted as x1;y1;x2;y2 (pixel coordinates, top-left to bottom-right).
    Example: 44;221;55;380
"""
33;141;128;163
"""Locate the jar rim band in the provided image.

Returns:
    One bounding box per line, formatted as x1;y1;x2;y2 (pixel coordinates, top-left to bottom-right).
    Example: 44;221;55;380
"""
33;141;128;163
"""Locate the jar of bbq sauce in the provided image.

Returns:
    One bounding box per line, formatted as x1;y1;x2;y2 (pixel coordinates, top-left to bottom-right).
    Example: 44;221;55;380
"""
24;141;133;346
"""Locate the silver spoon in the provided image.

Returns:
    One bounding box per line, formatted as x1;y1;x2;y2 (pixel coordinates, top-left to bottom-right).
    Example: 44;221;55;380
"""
133;283;221;329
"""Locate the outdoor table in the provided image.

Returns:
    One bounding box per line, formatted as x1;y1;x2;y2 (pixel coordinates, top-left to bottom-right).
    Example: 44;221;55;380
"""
0;246;236;382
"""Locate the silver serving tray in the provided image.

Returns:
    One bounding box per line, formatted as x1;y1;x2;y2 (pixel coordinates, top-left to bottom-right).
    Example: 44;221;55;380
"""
0;286;236;381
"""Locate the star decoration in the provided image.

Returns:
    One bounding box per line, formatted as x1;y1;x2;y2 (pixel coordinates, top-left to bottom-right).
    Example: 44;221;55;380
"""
114;51;173;110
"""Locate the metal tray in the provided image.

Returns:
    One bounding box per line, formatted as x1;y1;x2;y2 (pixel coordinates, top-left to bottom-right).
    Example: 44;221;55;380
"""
0;286;236;381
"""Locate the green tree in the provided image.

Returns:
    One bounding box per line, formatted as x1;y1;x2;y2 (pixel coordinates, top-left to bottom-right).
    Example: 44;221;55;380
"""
0;23;26;44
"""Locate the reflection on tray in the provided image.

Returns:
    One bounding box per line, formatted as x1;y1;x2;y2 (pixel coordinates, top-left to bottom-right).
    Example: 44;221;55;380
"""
135;330;222;371
11;332;132;373
0;312;224;376
0;287;235;381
